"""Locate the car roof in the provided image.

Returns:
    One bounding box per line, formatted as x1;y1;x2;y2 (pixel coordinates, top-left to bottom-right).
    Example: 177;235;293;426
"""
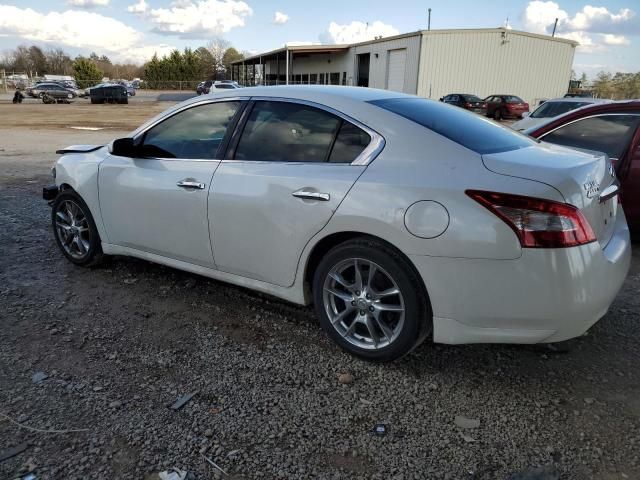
525;99;640;136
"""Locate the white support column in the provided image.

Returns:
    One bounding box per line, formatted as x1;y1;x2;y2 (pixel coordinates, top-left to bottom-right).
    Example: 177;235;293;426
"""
285;48;289;85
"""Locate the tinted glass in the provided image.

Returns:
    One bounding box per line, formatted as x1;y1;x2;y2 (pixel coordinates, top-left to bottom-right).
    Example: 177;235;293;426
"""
141;101;241;159
235;101;341;162
215;84;235;89
329;121;371;163
542;114;640;159
370;97;533;155
504;96;524;103
530;101;590;118
462;95;483;102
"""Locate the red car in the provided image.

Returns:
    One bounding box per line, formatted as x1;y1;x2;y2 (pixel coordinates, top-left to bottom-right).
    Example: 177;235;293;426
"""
484;94;529;120
525;100;640;232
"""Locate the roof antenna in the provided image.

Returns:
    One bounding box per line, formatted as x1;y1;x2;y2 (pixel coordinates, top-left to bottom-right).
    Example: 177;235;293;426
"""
428;8;431;31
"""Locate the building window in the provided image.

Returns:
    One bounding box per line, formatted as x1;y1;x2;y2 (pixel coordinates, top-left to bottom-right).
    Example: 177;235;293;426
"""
330;73;340;85
342;72;347;86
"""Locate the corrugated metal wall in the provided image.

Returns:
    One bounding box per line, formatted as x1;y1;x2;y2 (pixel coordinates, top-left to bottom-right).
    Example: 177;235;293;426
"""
416;30;576;106
352;34;422;94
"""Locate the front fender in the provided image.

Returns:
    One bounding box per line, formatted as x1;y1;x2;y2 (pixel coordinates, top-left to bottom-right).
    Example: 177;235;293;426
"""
55;147;110;243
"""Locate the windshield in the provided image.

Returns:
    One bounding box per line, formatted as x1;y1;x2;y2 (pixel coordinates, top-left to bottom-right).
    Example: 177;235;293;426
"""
370;97;534;155
530;101;591;118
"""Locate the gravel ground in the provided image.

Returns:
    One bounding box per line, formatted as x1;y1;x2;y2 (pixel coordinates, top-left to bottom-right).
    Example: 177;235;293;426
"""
0;113;639;480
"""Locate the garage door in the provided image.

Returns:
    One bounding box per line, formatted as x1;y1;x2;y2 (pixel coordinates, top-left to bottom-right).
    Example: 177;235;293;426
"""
387;49;407;92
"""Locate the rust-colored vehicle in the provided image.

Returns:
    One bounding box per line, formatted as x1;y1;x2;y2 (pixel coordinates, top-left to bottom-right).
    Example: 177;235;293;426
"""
484;94;529;120
525;100;640;232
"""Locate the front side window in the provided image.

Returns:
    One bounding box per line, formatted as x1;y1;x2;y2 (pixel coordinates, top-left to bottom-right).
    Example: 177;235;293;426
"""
541;114;640;159
234;101;341;162
140;101;242;159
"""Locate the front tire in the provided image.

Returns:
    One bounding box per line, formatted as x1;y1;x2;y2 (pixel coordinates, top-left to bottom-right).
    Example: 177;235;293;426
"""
51;190;104;267
313;238;431;362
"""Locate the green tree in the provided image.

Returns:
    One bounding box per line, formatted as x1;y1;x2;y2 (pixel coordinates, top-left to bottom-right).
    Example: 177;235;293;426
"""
592;71;613;99
222;47;244;79
73;57;103;88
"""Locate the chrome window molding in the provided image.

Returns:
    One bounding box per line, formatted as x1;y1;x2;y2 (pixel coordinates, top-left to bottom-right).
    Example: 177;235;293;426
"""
539;112;640;140
128;95;385;166
234;96;385;166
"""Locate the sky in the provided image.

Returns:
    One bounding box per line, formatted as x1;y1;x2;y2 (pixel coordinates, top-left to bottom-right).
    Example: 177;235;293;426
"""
0;0;639;76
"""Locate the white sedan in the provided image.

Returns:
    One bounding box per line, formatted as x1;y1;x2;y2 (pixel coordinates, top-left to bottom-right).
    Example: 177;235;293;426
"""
44;86;631;362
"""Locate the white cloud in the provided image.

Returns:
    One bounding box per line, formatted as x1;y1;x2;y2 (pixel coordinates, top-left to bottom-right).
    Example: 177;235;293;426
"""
601;33;630;46
67;0;109;8
321;20;399;44
273;11;289;25
522;2;637;52
0;4;175;64
127;0;148;14
146;0;252;37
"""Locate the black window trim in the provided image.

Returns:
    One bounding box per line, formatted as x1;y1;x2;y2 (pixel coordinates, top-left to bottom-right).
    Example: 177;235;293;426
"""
130;97;249;161
223;96;385;166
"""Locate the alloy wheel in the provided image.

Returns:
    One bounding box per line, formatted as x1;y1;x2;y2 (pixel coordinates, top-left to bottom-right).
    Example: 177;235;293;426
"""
322;258;405;350
55;200;91;260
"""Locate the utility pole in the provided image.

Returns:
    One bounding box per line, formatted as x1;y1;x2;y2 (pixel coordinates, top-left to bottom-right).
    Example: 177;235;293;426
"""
552;18;558;36
428;8;432;30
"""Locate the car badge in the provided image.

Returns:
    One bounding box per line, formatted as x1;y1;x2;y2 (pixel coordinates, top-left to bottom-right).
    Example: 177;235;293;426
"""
583;179;600;198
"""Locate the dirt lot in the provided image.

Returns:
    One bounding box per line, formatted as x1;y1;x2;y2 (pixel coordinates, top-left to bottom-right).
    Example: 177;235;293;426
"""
0;100;639;480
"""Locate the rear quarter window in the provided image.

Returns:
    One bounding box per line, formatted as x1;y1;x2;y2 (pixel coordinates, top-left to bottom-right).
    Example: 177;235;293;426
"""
370;97;534;155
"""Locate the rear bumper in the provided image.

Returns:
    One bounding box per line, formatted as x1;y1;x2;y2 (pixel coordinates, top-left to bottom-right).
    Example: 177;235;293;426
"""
410;209;631;344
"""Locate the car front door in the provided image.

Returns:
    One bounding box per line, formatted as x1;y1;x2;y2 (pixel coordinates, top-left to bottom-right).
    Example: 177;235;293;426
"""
98;99;245;267
209;99;381;287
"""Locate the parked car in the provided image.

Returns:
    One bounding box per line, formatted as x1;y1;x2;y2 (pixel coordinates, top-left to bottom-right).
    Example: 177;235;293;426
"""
89;84;128;104
525;100;640;232
484;94;529;120
439;93;487;114
512;97;610;131
116;80;136;96
31;83;77;101
43;86;630;361
196;80;213;95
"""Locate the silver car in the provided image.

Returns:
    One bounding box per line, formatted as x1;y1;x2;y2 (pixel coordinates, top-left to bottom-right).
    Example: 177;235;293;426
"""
44;86;630;361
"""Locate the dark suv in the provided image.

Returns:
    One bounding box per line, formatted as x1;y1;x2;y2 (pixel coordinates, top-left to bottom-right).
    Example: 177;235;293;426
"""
484;94;529;120
439;94;487;114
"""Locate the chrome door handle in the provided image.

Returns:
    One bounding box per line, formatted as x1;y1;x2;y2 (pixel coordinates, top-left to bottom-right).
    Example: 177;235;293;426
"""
177;180;205;189
292;190;330;201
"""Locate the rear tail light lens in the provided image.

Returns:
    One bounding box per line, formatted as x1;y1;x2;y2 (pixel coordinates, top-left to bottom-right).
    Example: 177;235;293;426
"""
466;190;596;248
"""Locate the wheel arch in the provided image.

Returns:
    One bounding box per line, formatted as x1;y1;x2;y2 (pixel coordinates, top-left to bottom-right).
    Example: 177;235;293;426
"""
302;231;431;312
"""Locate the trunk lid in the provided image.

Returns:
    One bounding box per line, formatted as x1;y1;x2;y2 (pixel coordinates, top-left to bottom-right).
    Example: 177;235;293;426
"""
482;143;618;248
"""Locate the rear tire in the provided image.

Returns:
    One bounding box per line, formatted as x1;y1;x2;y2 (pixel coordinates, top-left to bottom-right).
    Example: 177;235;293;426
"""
51;190;104;267
312;237;431;362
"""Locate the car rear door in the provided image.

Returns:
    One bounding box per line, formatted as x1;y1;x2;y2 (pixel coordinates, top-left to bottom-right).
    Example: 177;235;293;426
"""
98;99;245;267
208;98;381;287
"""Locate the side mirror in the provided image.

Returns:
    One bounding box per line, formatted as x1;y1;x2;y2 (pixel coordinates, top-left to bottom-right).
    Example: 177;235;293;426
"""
109;137;138;157
439;97;444;102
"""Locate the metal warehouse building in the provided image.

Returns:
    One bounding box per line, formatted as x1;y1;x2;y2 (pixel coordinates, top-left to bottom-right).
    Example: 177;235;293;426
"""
230;28;578;106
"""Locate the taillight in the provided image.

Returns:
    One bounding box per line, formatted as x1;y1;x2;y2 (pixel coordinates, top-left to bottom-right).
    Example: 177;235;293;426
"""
466;190;596;248
464;103;472;108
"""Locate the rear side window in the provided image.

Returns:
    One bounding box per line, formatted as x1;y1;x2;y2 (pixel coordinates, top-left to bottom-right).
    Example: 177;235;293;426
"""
329;121;371;163
541;114;640;159
504;96;523;103
370;97;533;155
234;101;341;162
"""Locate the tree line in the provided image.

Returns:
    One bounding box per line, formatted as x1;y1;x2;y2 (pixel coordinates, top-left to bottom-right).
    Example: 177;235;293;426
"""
590;71;640;100
1;39;245;89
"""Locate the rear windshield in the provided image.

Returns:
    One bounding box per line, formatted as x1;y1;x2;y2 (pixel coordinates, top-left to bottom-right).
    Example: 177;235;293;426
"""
530;101;590;118
504;96;524;103
370;97;534;154
462;95;483;102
